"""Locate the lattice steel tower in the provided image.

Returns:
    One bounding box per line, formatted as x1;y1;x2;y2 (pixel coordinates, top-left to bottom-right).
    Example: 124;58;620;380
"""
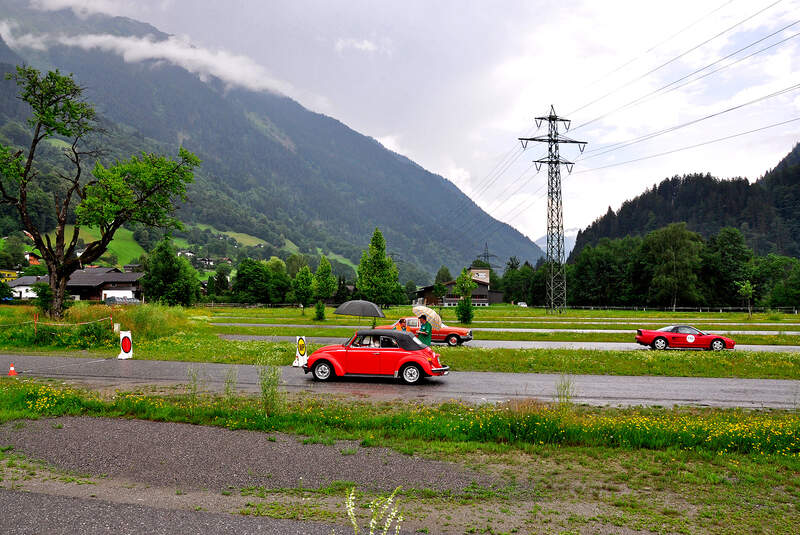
519;106;586;312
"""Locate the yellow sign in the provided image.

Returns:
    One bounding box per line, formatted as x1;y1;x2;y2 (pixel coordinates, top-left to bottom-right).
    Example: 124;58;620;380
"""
293;336;308;368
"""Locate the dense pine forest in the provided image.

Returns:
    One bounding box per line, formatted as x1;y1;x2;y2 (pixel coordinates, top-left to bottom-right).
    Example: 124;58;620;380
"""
571;143;800;260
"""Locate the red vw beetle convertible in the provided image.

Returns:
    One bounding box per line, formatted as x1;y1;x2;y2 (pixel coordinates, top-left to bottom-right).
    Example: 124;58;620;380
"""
635;325;735;350
301;329;450;384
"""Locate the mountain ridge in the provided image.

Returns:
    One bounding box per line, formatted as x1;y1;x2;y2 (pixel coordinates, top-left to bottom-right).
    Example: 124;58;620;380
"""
570;143;800;260
0;0;543;283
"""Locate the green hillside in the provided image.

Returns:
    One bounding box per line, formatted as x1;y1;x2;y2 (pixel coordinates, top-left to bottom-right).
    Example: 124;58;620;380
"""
46;226;146;267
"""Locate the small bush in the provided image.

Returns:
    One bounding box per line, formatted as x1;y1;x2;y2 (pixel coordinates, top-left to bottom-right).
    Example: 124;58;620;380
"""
32;282;53;315
314;300;325;321
455;297;474;324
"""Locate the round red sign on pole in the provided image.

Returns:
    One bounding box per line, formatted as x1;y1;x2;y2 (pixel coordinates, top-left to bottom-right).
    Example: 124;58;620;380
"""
121;336;132;354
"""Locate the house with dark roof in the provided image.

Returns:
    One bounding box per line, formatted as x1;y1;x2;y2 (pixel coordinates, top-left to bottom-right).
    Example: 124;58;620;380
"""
66;267;144;301
415;267;503;307
8;275;48;299
8;267;144;301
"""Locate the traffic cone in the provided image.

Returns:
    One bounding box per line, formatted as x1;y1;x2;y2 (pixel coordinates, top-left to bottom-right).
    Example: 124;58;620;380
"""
8;363;18;376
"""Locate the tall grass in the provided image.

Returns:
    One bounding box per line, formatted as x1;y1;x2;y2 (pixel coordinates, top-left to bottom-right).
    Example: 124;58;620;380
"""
113;304;189;340
3;379;799;458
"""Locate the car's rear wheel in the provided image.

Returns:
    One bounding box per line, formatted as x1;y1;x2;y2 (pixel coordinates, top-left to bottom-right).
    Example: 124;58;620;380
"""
710;339;725;351
400;364;423;385
312;361;334;381
446;334;459;347
652;337;668;350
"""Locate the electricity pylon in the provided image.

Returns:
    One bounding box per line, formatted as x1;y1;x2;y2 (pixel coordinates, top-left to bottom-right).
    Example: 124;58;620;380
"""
519;106;586;312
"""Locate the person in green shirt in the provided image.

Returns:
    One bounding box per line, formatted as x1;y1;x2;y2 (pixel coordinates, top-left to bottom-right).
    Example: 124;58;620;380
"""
417;314;432;346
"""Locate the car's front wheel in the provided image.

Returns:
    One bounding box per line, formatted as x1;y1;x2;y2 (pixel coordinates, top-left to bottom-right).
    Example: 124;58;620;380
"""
652;337;668;350
446;334;459;347
312;361;334;381
399;364;423;385
710;339;725;351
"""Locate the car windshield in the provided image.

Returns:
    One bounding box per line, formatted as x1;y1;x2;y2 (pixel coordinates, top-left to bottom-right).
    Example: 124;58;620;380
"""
656;326;676;332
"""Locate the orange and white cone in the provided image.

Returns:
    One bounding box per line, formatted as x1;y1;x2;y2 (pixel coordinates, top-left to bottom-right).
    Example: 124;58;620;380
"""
8;363;18;376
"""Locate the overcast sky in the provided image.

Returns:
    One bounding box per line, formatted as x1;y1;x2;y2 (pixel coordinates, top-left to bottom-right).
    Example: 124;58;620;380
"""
16;0;800;242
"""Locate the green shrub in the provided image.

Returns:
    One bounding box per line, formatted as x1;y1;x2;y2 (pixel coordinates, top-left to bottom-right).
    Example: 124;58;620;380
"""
32;282;53;314
455;297;473;324
314;300;325;321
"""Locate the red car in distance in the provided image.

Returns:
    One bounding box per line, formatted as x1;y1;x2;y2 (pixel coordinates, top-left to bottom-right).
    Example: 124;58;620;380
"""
301;329;449;384
376;316;473;346
635;325;735;351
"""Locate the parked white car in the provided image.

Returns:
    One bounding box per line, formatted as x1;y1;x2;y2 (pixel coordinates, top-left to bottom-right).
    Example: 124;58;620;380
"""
517;302;528;307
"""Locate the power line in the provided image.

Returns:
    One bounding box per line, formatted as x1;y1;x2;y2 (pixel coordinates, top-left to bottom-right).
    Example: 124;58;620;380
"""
572;20;800;133
455;162;543;239
574;116;800;174
566;0;786;117
581;0;737;92
476;116;800;247
580;82;800;160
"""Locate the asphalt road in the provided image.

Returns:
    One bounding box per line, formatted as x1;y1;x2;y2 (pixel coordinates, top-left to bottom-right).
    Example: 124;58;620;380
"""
218;333;800;352
4;354;798;409
210;322;800;335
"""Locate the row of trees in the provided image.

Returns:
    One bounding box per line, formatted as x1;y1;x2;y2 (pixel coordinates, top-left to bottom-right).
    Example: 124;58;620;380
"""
502;223;800;308
139;227;411;310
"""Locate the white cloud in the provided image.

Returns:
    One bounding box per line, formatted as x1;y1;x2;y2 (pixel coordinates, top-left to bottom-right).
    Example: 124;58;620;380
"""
0;20;47;49
30;0;139;18
29;0;175;19
0;24;296;96
335;38;378;54
376;134;406;155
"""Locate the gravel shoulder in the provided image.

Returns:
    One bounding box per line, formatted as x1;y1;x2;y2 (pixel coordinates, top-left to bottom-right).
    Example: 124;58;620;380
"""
0;416;507;534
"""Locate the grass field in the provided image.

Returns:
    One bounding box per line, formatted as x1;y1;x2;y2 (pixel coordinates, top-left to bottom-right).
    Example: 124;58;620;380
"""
1;304;799;380
1;303;798;532
45;225;146;267
1;378;798;534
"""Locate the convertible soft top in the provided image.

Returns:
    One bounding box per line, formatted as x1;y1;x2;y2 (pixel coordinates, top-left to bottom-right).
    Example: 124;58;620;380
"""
350;329;425;351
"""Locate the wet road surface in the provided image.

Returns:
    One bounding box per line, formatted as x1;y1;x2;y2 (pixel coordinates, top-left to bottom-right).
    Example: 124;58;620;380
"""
4;354;798;409
210;322;800;335
218;333;800;352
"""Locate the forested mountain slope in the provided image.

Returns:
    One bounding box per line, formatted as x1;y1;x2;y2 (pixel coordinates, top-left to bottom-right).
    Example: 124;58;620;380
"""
570;143;800;260
0;0;542;283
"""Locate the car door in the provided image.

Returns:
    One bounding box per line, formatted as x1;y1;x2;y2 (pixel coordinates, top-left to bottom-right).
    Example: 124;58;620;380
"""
346;335;381;374
672;327;697;348
664;327;687;347
431;323;448;342
378;335;402;375
681;327;703;348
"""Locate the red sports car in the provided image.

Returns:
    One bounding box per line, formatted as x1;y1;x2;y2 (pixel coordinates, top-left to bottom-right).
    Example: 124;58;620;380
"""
635;325;735;351
376;316;473;346
299;329;449;384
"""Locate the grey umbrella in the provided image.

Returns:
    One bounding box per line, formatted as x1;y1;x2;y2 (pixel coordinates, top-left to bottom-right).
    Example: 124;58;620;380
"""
334;300;385;318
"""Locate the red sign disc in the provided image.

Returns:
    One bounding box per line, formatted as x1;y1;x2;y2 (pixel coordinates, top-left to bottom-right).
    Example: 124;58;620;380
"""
121;336;132;354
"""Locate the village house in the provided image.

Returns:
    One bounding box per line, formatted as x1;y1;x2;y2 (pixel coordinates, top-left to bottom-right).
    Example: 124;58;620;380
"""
0;269;17;284
415;267;504;307
8;267;144;301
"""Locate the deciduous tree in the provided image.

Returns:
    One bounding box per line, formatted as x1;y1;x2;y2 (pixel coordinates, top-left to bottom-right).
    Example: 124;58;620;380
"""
292;265;314;313
141;239;200;306
0;66;199;317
